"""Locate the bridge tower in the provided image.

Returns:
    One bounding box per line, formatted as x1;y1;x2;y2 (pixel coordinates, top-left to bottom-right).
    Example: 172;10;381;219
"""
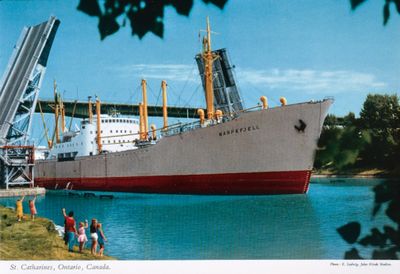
0;17;60;189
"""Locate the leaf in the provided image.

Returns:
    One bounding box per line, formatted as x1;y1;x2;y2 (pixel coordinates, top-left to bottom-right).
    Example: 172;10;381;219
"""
344;248;363;259
385;200;400;224
383;225;400;246
358;235;372;246
98;14;120;40
77;0;102;17
350;0;368;10
78;0;229;40
383;2;390;25
337;222;361;244
170;0;194;16
394;0;400;14
372;248;398;259
359;228;387;248
202;0;228;9
104;0;125;17
150;21;164;38
372;203;381;217
373;183;392;204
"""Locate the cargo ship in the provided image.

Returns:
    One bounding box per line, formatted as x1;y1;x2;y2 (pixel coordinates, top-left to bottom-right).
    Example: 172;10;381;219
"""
35;19;333;195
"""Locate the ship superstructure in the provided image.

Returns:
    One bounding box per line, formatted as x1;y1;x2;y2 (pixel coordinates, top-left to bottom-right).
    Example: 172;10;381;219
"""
48;115;140;160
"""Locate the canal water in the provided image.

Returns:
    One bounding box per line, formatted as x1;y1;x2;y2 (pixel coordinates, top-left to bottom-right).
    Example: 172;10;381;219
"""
0;178;392;260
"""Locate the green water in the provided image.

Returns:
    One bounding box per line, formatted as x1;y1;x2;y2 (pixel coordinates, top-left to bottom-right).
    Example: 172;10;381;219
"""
0;178;391;259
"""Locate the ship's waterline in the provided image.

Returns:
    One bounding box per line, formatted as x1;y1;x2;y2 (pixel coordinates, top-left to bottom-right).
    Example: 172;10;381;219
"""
35;170;312;194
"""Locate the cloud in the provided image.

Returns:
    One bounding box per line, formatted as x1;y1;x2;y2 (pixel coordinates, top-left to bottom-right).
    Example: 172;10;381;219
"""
109;64;201;83
108;64;386;95
235;68;386;94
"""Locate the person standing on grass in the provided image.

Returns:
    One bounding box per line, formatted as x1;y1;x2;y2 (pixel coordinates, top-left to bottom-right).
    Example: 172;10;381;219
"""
62;208;77;252
97;223;107;257
90;219;98;255
16;195;25;221
28;195;37;220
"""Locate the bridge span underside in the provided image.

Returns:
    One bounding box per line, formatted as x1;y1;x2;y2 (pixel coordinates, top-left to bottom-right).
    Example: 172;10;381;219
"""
0;17;60;145
35;100;201;119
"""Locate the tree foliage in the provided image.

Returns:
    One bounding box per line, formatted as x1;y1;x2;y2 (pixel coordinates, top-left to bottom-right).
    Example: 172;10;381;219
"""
315;94;400;171
315;125;370;170
350;0;400;25
359;94;400;166
337;179;400;259
77;0;228;40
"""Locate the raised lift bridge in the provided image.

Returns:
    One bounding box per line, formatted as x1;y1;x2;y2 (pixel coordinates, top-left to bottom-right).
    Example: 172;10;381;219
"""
0;17;60;189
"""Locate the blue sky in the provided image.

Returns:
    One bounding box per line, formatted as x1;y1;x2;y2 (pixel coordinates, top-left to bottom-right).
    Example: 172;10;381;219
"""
1;0;399;144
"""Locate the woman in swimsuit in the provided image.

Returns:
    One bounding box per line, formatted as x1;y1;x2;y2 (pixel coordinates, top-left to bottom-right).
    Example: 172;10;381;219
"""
90;219;98;255
97;223;107;257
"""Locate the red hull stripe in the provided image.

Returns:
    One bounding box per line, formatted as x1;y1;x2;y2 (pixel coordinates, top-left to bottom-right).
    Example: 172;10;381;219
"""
35;170;311;195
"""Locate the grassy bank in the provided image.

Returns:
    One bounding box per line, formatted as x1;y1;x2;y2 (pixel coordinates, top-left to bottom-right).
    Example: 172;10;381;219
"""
0;205;113;260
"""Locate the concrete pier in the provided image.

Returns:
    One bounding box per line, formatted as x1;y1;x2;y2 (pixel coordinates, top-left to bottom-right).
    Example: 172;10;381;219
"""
0;187;46;197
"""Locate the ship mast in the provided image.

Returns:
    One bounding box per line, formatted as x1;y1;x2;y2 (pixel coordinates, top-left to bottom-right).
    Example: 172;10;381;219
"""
161;80;168;130
53;80;60;144
202;17;218;120
141;79;149;139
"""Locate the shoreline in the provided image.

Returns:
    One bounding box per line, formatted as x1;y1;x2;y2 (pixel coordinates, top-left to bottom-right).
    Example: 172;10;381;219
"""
312;168;399;179
0;205;114;260
0;187;46;197
311;174;393;179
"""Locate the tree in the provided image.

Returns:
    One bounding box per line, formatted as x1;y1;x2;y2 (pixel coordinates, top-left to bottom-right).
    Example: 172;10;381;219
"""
315;94;400;171
358;94;400;166
77;0;228;40
350;0;400;25
315;125;370;170
342;112;357;127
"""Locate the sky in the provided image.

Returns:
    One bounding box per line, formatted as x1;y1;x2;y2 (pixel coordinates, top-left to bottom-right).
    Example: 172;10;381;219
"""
1;0;400;145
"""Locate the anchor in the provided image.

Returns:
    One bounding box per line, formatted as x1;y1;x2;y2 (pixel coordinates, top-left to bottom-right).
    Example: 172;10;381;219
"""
294;119;307;132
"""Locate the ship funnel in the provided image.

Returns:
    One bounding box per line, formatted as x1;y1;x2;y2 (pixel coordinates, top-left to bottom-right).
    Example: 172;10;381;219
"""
280;97;287;106
161;80;168;130
260;96;268;109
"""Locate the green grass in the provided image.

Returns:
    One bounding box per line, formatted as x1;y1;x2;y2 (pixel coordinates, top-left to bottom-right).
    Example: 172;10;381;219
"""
0;206;113;260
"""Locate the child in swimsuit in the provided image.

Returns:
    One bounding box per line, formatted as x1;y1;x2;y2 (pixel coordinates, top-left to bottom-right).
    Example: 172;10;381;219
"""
28;195;37;220
77;220;89;253
16;196;25;221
